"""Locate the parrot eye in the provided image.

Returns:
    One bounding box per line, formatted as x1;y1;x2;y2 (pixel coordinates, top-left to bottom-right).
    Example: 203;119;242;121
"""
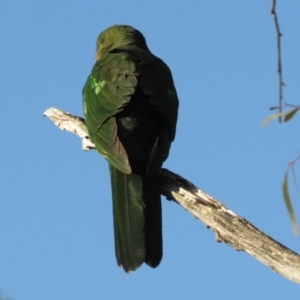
100;38;105;43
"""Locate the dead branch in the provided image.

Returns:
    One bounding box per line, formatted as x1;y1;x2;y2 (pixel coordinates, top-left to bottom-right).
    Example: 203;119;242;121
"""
44;107;300;284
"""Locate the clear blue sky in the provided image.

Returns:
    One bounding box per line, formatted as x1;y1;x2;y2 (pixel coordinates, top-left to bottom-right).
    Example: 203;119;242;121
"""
1;1;300;299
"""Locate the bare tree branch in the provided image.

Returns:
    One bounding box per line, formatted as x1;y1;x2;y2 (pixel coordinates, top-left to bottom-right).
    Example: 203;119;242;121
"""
270;0;285;122
44;107;300;284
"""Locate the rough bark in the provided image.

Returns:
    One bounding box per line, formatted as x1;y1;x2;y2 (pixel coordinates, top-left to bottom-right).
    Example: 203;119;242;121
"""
44;107;300;284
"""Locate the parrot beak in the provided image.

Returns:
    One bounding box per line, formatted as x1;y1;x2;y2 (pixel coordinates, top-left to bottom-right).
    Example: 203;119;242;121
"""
95;48;102;61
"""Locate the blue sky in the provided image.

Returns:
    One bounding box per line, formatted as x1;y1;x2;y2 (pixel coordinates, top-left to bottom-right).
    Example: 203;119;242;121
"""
1;1;300;299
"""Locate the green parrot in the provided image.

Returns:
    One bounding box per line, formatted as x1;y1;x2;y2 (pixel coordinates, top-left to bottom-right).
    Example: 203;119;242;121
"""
82;25;179;272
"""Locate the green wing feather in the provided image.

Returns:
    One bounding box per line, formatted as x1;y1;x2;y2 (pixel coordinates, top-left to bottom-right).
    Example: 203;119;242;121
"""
83;53;138;174
140;58;179;175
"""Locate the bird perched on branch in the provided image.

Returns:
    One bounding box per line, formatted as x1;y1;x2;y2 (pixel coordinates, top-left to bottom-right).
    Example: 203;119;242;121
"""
83;25;179;272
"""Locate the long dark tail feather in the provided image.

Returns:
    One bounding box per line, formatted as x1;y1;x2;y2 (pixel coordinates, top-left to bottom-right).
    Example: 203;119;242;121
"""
109;164;145;272
143;174;162;268
109;164;162;272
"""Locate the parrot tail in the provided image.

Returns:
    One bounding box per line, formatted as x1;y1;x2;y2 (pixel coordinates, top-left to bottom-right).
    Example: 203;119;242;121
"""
109;165;162;272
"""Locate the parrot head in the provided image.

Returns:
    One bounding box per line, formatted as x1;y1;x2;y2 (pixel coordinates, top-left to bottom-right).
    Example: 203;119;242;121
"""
95;25;149;61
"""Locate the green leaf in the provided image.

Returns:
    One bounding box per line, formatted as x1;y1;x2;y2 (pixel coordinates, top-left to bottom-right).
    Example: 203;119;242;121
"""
261;111;289;128
282;172;298;235
284;108;299;122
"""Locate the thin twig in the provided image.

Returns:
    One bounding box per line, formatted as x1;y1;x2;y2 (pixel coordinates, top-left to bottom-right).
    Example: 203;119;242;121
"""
288;154;300;196
270;0;285;122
